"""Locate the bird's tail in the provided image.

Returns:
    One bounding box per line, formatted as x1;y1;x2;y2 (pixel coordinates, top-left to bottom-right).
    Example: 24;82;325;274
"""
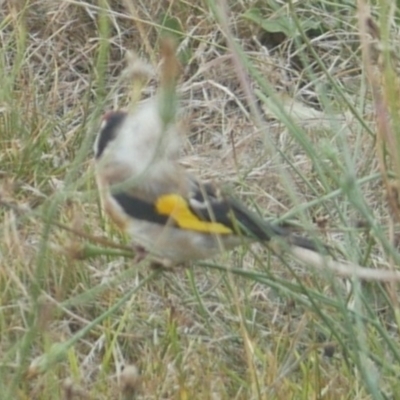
269;224;327;253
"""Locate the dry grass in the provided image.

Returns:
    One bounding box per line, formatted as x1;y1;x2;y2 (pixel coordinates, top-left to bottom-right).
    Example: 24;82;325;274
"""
1;0;400;398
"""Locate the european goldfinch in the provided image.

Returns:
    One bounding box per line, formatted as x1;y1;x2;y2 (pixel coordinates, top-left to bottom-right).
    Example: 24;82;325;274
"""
93;99;325;264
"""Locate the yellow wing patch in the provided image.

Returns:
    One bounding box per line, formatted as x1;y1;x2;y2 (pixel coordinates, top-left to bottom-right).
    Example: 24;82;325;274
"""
155;194;233;234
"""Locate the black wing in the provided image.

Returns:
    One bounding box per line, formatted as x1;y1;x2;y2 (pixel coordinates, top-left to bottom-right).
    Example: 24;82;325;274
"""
113;193;170;225
188;181;325;252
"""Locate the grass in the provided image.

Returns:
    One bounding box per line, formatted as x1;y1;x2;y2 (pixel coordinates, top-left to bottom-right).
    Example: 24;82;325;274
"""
1;0;400;398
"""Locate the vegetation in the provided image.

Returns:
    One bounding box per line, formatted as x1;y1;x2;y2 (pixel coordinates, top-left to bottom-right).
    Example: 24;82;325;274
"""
1;0;400;398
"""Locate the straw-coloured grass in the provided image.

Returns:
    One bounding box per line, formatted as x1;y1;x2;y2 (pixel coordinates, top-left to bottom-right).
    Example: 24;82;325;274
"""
1;0;400;398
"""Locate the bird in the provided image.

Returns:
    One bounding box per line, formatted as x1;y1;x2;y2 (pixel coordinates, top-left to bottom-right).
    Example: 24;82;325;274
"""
93;97;327;266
